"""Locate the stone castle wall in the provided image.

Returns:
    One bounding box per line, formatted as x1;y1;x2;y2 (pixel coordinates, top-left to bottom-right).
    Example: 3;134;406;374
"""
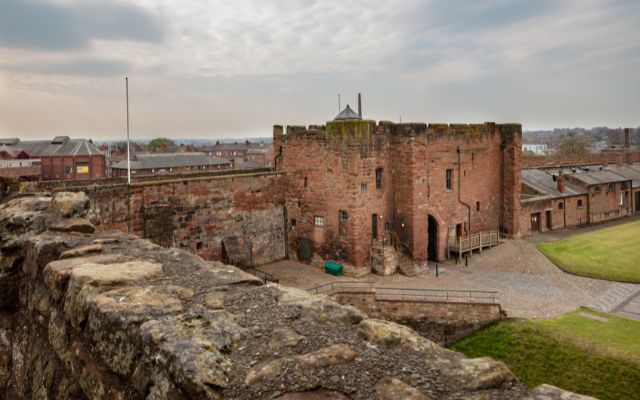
279;121;522;270
0;193;587;399
331;291;502;344
27;171;287;268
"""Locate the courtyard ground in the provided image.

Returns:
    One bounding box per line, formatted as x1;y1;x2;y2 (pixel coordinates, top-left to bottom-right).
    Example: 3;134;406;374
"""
450;308;640;400
259;217;640;320
537;219;640;283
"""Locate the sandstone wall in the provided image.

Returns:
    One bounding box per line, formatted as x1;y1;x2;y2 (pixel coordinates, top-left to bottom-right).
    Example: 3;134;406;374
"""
331;291;502;344
278;121;522;271
0;193;592;399
521;151;640;169
28;171;286;268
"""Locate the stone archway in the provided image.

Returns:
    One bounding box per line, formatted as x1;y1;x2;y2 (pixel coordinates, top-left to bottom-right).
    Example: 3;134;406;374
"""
427;215;439;261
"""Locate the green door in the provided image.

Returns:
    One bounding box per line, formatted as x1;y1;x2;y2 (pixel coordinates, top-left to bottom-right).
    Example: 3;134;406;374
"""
298;238;312;263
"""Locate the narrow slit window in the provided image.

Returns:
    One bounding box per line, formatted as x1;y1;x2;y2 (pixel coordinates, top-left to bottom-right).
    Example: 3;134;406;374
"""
375;168;383;189
446;169;453;190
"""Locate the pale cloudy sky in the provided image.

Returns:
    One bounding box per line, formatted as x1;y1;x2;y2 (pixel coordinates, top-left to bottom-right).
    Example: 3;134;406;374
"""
0;0;638;140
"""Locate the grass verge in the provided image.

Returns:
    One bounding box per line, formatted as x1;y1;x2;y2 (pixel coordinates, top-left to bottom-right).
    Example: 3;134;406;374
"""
537;220;640;282
449;308;640;400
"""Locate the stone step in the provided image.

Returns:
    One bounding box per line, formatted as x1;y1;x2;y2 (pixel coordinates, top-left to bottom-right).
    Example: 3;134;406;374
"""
588;284;639;312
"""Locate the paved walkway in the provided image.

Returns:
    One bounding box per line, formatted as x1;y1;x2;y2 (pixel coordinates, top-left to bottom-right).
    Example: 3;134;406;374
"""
259;223;640;320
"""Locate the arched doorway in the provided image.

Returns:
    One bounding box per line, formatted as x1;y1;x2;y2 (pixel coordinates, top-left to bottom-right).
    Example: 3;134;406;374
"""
427;215;438;261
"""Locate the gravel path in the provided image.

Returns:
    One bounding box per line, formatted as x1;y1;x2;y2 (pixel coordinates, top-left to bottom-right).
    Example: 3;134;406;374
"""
259;238;640;319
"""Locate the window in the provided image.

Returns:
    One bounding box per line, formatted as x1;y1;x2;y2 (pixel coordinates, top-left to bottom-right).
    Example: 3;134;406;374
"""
361;182;368;193
196;242;203;249
314;216;324;227
577;199;583;208
64;166;72;174
304;177;308;189
476;201;480;211
76;163;89;174
471;152;475;162
339;210;348;236
339;210;348;221
558;202;564;210
375;168;383;189
608;183;615;192
446;169;453;190
290;219;296;231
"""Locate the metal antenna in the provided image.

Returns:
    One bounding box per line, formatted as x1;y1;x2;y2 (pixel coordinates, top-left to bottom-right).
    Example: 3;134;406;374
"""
338;94;341;113
126;77;131;184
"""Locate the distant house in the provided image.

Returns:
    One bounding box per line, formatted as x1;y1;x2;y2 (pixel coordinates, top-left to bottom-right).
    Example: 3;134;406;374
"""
522;144;548;155
110;152;233;177
208;140;274;167
0;136;105;180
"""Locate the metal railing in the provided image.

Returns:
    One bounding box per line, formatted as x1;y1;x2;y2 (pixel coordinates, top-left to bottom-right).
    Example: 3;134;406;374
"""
307;281;498;304
245;267;280;284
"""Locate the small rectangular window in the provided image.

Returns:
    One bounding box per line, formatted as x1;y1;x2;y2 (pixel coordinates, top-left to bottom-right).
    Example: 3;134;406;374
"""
608;183;615;192
304;177;308;189
361;182;368;193
314;216;324;227
446;169;453;190
476;201;480;211
290;219;296;230
375;168;383;189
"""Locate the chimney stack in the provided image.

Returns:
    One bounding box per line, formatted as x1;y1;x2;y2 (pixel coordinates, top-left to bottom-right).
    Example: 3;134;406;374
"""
557;170;565;193
624;128;630;149
357;93;362;118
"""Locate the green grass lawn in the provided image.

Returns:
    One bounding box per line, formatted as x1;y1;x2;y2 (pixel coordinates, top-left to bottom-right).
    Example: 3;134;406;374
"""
537;220;640;282
449;308;640;400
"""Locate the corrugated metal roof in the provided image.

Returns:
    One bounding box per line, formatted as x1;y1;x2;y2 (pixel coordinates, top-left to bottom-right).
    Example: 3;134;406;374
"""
111;152;232;170
521;169;586;198
334;105;361;120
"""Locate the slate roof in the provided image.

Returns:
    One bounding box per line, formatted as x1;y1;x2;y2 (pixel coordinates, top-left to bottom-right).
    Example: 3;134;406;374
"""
334;105;361;120
111;152;232;170
0;136;102;157
521;169;586;199
602;164;640;187
568;170;630;185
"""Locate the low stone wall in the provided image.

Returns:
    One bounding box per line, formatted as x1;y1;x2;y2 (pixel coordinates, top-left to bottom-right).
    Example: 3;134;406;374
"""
331;291;502;344
0;194;595;399
22;170;287;268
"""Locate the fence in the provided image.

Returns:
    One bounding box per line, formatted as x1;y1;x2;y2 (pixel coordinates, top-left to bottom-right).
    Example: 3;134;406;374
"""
307;281;498;304
447;230;502;260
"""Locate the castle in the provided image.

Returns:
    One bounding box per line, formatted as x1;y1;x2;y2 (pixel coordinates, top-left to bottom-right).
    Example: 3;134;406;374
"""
274;103;521;275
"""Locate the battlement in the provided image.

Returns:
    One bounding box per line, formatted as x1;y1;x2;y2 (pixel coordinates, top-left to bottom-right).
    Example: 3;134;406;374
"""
274;121;522;143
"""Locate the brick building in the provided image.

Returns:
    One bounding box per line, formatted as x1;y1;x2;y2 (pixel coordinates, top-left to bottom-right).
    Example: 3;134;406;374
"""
110;152;233;177
520;163;639;235
0;136;105;180
274;108;521;274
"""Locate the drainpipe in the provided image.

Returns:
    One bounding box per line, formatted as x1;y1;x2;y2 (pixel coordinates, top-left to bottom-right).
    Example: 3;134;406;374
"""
456;146;472;237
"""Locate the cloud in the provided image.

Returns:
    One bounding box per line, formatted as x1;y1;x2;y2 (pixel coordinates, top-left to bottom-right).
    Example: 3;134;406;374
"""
2;58;131;77
0;0;639;138
0;0;164;51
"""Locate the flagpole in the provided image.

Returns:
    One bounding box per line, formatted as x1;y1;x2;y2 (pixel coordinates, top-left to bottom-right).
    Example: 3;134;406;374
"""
126;77;131;184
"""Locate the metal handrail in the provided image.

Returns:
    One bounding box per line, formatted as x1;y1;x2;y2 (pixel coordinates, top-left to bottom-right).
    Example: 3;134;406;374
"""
245;267;280;284
307;281;498;304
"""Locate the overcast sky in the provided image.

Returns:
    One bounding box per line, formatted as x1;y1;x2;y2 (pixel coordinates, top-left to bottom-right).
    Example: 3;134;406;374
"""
1;0;638;140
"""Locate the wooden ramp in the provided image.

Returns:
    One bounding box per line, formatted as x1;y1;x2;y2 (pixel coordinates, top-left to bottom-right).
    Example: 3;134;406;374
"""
447;230;503;262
